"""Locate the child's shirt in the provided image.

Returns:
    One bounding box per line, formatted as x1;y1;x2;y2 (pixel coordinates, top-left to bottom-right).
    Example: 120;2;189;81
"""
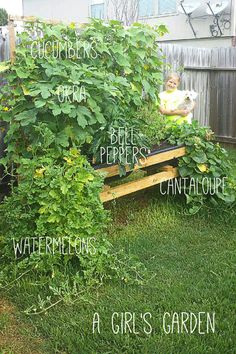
159;89;192;124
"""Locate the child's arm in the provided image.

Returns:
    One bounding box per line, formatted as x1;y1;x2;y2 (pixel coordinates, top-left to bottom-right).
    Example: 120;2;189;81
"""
160;106;190;116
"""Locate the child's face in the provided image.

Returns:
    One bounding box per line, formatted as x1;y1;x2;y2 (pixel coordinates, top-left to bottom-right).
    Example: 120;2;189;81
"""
166;77;179;91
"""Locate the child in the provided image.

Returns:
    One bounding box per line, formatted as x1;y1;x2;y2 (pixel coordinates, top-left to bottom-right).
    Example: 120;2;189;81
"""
159;73;196;124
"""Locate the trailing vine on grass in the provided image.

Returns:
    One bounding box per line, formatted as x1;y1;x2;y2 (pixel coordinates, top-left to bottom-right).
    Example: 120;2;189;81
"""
166;121;236;213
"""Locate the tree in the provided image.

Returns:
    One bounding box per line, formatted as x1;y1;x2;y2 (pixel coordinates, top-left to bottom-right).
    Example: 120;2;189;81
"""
107;0;139;26
0;8;8;26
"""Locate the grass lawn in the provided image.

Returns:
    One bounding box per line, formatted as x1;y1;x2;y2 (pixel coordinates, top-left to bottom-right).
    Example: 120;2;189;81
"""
1;148;236;354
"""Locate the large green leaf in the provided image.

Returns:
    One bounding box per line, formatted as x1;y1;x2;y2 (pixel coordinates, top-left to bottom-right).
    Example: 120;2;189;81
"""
55;130;69;147
15;67;30;78
15;109;37;126
77;114;88;129
34;100;46;108
192;151;208;164
52;107;62;116
41;87;51;99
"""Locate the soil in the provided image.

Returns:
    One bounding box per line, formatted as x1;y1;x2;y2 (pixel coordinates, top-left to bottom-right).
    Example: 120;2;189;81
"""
0;298;45;354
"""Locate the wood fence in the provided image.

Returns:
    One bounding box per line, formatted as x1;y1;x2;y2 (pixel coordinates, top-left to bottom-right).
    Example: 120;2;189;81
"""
159;44;236;143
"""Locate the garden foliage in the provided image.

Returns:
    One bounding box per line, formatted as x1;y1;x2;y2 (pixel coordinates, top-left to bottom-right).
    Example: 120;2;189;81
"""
0;19;235;313
0;8;8;27
0;19;166;165
0;20;165;312
166;121;236;213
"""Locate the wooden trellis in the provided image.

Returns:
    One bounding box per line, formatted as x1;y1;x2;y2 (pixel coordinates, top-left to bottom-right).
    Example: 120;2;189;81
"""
7;15;82;63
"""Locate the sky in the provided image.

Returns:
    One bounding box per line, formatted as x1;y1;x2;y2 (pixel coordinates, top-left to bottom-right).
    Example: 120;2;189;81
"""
0;0;22;16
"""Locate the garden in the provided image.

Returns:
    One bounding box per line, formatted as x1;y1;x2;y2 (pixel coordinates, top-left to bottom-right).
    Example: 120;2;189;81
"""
0;19;236;354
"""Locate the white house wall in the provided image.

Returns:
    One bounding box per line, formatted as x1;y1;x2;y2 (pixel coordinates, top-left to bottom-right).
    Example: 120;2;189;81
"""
22;0;235;46
23;0;89;23
138;12;233;41
161;37;233;48
106;0;234;44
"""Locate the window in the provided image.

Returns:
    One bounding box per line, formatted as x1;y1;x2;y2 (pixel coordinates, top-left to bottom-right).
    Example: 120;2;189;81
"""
139;0;154;17
138;0;177;18
91;3;104;19
158;0;177;15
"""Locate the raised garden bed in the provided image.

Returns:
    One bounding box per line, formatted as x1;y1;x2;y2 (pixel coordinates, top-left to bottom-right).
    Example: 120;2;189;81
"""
95;144;186;202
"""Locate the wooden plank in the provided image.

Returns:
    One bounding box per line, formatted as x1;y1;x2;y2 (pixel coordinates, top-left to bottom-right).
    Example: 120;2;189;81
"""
159;165;175;172
8;18;16;64
9;16;62;24
9;15;88;26
9;15;38;22
185;66;236;71
216;135;236;144
100;167;179;202
97;147;186;178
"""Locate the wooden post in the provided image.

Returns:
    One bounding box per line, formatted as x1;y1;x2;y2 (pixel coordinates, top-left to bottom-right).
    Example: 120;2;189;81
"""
8;17;16;63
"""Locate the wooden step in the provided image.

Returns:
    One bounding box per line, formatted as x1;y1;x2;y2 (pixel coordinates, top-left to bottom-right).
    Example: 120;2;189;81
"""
100;167;179;202
97;147;185;178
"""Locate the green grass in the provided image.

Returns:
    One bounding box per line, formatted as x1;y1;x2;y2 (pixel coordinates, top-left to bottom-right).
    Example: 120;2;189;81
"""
1;147;236;354
227;147;236;177
0;313;10;332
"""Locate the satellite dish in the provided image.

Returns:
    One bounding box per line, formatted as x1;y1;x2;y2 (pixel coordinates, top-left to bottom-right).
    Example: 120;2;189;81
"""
205;1;229;15
178;1;202;37
91;0;104;4
178;0;201;15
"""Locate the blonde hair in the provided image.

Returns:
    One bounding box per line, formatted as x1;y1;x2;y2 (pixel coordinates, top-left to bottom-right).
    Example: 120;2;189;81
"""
166;73;181;82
